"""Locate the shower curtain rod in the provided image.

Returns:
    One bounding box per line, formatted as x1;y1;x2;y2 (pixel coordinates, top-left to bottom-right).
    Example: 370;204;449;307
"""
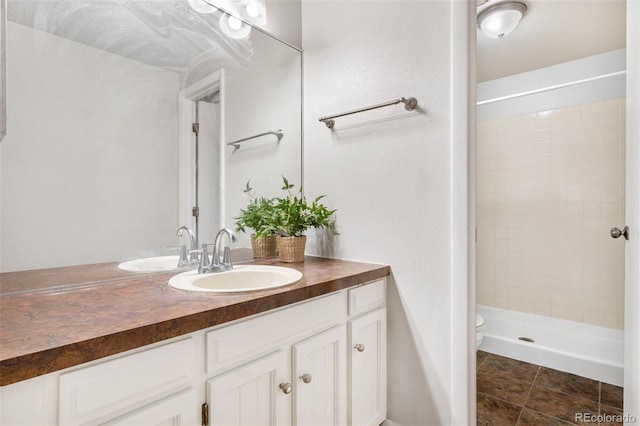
476;71;626;106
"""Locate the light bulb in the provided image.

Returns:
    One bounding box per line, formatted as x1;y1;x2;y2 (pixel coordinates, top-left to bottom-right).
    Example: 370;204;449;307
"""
227;15;243;30
219;12;251;39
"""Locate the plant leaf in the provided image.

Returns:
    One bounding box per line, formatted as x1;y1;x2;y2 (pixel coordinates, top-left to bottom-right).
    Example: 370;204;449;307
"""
243;180;252;194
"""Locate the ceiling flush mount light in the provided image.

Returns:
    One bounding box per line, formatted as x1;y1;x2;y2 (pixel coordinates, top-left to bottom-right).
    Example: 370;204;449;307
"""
477;1;527;39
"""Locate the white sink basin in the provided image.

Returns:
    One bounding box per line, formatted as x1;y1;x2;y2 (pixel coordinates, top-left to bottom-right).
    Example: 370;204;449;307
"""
168;265;303;293
118;255;194;272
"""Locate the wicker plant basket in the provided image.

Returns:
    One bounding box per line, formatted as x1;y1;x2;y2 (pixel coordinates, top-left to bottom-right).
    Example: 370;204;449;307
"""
276;235;306;263
251;234;277;259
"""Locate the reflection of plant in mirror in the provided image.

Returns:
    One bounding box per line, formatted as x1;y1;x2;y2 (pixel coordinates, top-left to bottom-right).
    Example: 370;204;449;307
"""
273;176;337;237
234;181;279;238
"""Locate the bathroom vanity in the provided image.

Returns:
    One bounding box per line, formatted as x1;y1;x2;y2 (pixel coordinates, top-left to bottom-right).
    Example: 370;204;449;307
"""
0;257;389;426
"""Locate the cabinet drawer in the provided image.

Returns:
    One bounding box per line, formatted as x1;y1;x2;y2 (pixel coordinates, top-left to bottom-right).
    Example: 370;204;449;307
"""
59;338;194;425
348;279;385;317
206;292;346;374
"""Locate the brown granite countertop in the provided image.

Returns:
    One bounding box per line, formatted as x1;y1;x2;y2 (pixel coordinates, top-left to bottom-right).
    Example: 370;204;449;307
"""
0;256;390;386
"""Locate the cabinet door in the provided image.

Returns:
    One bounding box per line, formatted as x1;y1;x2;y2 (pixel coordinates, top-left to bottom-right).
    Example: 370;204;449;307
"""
207;351;291;426
292;326;346;426
105;388;197;426
348;309;386;426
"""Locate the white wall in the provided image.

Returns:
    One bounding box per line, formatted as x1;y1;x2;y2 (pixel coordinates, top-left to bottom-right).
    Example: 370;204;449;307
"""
301;1;455;423
0;23;180;272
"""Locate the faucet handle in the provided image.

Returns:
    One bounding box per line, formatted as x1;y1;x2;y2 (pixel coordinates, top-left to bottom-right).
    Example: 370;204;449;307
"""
168;245;189;268
200;243;213;269
222;246;233;269
187;249;206;273
187;249;201;262
210;245;221;268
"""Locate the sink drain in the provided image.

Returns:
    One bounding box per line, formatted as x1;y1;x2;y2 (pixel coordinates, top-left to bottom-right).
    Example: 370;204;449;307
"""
518;337;535;343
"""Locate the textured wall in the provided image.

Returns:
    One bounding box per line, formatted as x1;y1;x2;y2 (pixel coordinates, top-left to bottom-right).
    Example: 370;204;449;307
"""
301;1;454;423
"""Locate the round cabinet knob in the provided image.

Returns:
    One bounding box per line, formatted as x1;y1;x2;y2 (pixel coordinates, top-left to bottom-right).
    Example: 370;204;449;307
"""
354;343;365;352
279;383;292;394
300;373;312;384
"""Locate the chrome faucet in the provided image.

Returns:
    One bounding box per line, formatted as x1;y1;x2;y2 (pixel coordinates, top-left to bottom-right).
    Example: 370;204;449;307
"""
202;228;237;273
176;226;199;266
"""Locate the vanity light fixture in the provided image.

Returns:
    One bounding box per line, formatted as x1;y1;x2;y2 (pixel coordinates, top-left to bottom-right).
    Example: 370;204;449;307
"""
187;0;216;14
477;1;527;39
189;0;263;39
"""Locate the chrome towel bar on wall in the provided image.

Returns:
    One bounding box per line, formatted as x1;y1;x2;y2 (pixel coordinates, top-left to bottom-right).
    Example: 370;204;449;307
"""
319;97;418;129
227;129;284;151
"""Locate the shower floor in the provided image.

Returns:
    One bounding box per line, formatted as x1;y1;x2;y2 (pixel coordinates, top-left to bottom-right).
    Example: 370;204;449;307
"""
476;351;624;425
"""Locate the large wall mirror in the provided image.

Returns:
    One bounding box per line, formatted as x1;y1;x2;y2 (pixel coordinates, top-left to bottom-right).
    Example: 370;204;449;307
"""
0;0;302;274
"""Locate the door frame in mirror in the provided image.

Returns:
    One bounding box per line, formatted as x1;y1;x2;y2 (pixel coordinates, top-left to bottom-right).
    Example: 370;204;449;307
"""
178;69;226;243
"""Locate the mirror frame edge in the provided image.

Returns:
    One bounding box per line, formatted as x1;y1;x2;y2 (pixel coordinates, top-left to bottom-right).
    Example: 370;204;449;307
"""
0;0;6;142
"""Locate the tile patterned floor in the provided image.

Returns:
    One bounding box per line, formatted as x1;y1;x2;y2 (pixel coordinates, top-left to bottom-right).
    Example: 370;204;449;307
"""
476;351;624;426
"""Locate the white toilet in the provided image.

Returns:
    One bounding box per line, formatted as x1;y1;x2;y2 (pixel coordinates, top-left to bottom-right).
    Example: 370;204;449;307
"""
476;314;485;350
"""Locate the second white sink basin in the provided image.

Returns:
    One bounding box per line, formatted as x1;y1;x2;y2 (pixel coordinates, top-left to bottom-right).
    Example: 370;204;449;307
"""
168;265;303;293
118;255;194;272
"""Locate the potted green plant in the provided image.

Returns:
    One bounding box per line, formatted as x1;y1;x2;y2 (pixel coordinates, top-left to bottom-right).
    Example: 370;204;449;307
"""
272;176;337;263
234;182;279;259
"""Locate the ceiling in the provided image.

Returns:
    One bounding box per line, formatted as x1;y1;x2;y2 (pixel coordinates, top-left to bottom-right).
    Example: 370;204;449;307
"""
476;0;626;82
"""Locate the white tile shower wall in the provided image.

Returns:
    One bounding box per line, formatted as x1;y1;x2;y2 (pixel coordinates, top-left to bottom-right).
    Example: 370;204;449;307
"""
476;99;626;329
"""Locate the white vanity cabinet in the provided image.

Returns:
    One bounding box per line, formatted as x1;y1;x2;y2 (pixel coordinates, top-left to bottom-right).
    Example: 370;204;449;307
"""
58;337;197;426
204;291;348;426
348;309;387;426
105;388;198;426
0;279;386;426
206;326;347;426
292;325;346;425
206;350;291;425
205;279;386;426
347;280;387;426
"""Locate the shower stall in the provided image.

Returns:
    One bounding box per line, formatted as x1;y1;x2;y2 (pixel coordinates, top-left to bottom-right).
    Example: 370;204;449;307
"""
475;49;627;386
